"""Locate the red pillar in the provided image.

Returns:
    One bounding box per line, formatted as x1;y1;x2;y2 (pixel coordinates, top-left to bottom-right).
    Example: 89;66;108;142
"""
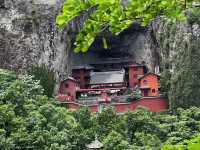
129;66;144;88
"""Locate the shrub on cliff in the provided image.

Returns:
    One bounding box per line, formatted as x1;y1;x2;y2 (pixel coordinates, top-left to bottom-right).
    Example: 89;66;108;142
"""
188;7;200;24
28;65;56;98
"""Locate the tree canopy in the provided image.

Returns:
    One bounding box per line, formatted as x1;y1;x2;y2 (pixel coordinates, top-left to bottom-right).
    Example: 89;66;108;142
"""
56;0;195;53
1;69;200;149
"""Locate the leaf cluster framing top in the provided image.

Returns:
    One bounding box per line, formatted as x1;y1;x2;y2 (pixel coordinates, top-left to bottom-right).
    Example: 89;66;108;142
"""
56;0;194;53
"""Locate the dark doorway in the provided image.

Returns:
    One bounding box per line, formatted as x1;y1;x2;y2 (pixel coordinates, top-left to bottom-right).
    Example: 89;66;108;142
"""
143;89;149;97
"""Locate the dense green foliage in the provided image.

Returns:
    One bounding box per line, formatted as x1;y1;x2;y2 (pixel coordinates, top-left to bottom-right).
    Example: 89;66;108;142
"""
169;35;200;109
57;0;194;52
1;69;200;149
162;134;200;150
28;65;56;98
159;20;200;110
0;69;88;149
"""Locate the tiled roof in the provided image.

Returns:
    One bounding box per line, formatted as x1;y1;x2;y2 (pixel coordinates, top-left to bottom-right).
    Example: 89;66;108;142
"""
137;75;144;80
63;76;77;82
72;65;94;70
126;63;145;67
90;58;134;65
90;69;125;85
138;72;160;80
140;86;150;89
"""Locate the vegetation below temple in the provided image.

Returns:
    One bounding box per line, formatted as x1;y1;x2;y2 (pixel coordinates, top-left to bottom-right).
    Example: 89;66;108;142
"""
1;69;200;150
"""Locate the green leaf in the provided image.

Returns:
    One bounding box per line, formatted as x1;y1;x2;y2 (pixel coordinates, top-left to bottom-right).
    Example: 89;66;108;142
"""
57;0;193;52
102;38;108;49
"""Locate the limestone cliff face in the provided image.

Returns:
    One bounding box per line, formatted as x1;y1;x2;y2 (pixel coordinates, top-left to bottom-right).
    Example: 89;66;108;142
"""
0;0;72;92
151;18;200;72
1;0;199;93
0;0;98;93
0;0;159;88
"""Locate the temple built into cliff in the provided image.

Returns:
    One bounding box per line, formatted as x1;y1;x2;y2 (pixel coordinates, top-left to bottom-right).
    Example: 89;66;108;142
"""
57;57;168;113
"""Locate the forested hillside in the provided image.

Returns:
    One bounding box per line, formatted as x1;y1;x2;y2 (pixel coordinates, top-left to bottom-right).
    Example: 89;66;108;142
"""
1;69;200;149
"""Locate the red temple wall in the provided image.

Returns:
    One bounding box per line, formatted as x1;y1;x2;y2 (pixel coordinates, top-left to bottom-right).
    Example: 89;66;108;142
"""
64;97;168;113
139;74;159;97
72;69;90;89
89;105;98;113
135;97;168;112
113;103;132;112
67;103;81;110
129;66;144;88
59;80;77;100
113;97;168;113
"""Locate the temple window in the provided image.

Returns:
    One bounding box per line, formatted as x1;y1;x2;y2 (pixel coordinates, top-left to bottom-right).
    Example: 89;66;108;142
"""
65;83;69;88
143;80;147;84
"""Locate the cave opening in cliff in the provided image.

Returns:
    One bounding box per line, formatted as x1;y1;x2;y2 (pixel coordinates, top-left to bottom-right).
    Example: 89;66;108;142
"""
72;23;148;70
0;0;5;9
24;22;33;33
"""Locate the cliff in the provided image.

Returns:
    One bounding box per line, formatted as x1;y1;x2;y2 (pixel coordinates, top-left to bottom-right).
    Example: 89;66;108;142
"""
0;0;70;87
151;18;200;72
0;0;199;93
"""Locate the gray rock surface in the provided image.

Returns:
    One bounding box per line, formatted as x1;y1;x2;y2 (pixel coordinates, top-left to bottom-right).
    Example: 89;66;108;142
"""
0;0;71;92
0;0;159;92
1;0;198;94
152;20;200;73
